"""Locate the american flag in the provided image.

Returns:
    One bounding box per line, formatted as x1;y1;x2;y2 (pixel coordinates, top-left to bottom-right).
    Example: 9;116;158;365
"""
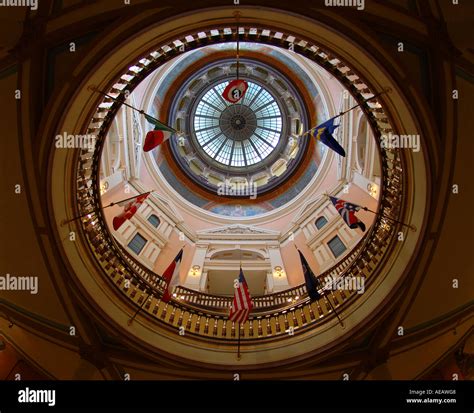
229;268;253;324
329;196;366;232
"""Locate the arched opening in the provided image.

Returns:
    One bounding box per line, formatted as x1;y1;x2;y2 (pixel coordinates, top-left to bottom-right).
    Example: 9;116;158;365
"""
147;214;160;228
315;216;328;230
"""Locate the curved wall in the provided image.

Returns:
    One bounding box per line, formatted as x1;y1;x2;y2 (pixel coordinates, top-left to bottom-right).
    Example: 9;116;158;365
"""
47;7;429;368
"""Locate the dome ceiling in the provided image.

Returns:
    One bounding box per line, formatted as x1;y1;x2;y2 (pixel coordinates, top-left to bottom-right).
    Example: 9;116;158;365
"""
168;55;309;192
145;43;331;217
66;18;419;369
193;79;283;168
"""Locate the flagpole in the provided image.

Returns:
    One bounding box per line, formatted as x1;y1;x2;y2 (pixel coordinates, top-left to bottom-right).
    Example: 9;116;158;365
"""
299;89;391;137
323;193;416;232
158;244;187;302
237;248;242;360
127;290;153;326
295;245;345;328
60;208;99;226
237;322;242;360
322;292;345;328
338;88;389;117
128;244;187;325
360;206;416;231
104;191;153;209
88;86;178;133
88;85;147;115
60;191;153;226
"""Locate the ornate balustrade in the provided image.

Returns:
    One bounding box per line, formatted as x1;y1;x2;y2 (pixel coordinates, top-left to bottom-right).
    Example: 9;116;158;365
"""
72;26;405;342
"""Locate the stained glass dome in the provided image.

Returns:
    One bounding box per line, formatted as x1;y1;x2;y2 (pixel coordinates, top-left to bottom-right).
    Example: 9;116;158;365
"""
166;55;309;197
192;80;283;167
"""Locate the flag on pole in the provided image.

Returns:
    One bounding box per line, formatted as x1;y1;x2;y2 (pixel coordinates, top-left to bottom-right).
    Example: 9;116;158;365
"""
298;250;323;301
329;196;366;232
161;249;184;303
112;193;150;230
298;249;345;327
229;268;253;323
143;114;176;152
311;117;346;157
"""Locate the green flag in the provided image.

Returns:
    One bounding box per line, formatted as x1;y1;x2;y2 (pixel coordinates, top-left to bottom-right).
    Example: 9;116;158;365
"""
144;114;176;133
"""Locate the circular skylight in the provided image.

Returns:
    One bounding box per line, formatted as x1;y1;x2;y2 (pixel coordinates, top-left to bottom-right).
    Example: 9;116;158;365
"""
192;80;283;167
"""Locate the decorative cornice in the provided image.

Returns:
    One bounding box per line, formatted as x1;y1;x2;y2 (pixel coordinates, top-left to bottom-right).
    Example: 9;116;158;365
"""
131;180;197;242
197;224;280;240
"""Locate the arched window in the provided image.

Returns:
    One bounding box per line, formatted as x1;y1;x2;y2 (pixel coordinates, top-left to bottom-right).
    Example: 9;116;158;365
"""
147;214;160;228
327;235;347;258
128;233;147;255
315;216;328;230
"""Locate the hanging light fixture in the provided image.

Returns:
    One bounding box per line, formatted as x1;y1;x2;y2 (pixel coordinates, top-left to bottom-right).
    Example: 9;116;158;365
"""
222;11;248;104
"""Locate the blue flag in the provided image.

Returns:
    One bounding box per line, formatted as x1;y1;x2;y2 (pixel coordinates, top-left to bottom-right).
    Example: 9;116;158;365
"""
311;117;346;157
298;250;322;301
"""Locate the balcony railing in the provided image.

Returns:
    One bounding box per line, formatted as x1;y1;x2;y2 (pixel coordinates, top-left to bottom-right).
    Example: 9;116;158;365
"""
72;26;404;343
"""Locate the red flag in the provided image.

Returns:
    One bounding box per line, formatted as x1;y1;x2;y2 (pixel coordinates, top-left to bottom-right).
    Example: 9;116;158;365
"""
112;193;149;230
143;130;171;152
143;114;175;152
161;249;184;302
222;79;248;103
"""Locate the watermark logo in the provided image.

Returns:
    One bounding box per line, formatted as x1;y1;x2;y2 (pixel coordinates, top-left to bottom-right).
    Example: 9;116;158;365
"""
0;274;38;294
0;0;37;10
325;0;365;11
217;180;257;199
18;388;55;407
381;133;420;152
323;275;365;294
55;132;96;152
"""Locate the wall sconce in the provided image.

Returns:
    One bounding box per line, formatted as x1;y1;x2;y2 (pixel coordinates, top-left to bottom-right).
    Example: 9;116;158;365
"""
172;293;186;301
190;265;201;277
100;180;109;195
367;183;378;198
274;266;283;278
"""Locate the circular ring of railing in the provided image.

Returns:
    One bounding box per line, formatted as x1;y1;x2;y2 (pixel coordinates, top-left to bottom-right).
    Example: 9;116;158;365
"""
74;25;405;343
